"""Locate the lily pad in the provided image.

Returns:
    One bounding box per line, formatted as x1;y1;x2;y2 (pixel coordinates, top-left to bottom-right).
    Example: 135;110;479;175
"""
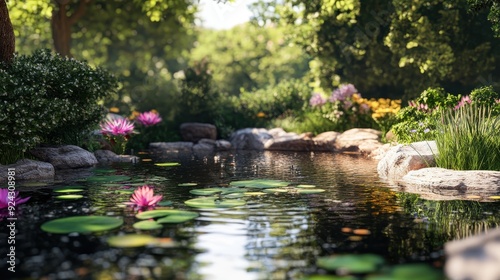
133;220;162;230
263;188;289;193
53;186;85;193
190;188;224;196
230;179;290;189
136;209;197;219
297;189;326;194
157;212;199;223
178;183;198;187
317;254;385;274
296;184;317;188
185;197;246;208
366;264;443;280
107;234;156;248
244;192;267;196
85;175;131;183
41;216;123;234
55;194;83;200
154;162;181;167
224;193;245;199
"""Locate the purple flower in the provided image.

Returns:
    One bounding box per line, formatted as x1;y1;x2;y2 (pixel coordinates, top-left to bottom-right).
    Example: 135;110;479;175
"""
329;84;358;102
125;185;163;209
136;111;162;127
100;118;135;136
0;188;30;209
309;93;326;107
454;95;472;110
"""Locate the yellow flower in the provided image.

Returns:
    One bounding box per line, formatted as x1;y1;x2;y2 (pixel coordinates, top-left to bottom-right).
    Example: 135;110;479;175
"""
257;112;266;118
129;110;140;120
109;107;120;113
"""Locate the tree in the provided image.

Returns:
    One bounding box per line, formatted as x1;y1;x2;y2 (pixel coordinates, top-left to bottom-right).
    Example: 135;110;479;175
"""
189;23;311;96
255;0;499;99
0;0;15;66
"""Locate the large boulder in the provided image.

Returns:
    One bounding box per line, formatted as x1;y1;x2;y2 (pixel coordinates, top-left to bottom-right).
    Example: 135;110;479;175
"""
180;122;217;142
334;128;382;154
400;168;500;198
149;142;193;153
445;227;500;280
0;159;55;183
94;150;140;164
377;141;438;182
30;145;98;169
229;128;273;150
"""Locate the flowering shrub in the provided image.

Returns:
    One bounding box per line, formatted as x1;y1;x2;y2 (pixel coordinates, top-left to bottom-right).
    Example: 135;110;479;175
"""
391;86;500;143
0;49;117;164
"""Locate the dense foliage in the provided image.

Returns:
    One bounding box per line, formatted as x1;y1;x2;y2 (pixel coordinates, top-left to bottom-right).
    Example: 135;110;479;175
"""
0;49;117;164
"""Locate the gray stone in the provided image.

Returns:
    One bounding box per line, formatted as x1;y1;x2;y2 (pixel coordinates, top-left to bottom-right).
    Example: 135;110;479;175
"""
377;141;438;182
215;139;232;151
94;150;140;164
180;122;217;142
334;128;382;154
445;227;500;280
400;167;500;198
0;159;55;183
30;145;98;169
149;142;194;152
193;139;215;156
229;128;273;150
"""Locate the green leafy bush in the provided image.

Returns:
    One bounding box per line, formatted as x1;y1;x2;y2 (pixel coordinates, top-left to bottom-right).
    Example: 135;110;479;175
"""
0;49;117;164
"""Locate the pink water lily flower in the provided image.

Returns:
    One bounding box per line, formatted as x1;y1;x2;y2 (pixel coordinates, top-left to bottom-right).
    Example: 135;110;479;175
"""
0;188;30;209
100;118;135;136
136;111;162;127
125;185;163;209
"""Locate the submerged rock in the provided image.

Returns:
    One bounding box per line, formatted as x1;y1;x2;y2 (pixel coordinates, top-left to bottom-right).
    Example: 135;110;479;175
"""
30;145;98;169
0;159;55;183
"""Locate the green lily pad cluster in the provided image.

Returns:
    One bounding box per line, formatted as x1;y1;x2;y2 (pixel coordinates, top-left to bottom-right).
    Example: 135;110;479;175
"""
132;209;199;230
52;186;86;200
309;254;443;280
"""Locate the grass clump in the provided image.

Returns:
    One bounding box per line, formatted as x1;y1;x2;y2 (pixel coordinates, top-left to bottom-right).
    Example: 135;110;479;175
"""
435;104;500;171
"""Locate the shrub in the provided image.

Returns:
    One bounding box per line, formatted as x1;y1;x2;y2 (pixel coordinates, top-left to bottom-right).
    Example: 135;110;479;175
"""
0;49;117;164
435;104;500;171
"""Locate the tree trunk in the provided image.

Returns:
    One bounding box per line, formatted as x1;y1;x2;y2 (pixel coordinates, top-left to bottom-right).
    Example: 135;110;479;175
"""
0;0;15;66
51;0;92;57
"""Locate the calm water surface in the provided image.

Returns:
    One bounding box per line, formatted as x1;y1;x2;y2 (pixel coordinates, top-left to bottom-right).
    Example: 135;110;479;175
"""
2;151;500;279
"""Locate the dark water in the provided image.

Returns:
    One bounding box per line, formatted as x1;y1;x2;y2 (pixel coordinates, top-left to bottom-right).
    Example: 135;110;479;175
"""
1;151;500;279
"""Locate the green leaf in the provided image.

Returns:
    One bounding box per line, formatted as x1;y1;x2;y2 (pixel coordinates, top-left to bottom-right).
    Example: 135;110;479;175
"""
317;254;385;274
296;184;317;188
230;179;290;189
184;197;246;208
154;162;181;167
53;186;85;193
178;183;198;187
55;194;83;200
41;216;123;234
107;234;156;248
136;209;197;219
189;188;224;196
157;213;199;223
133;220;162;230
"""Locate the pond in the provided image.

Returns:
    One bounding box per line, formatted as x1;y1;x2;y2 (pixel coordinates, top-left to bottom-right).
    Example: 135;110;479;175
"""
2;151;500;279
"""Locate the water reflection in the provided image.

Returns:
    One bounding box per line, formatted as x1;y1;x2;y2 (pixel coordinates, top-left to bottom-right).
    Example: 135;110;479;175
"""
2;151;500;279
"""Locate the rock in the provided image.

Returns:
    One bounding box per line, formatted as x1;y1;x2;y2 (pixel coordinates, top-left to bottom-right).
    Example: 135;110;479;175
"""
94;150;140;164
30;145;98;169
193;139;216;156
334;128;382;154
265;132;318;151
180;122;217;142
400;168;500;197
0;159;55;183
369;143;393;160
377;141;438;182
229;128;273;150
215;140;232;151
149;142;194;152
445;227;500;280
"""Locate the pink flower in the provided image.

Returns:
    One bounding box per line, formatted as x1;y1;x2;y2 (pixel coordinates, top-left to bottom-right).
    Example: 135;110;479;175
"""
0;188;30;209
125;185;163;209
454;95;472;110
136;111;162;127
100;118;135;136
